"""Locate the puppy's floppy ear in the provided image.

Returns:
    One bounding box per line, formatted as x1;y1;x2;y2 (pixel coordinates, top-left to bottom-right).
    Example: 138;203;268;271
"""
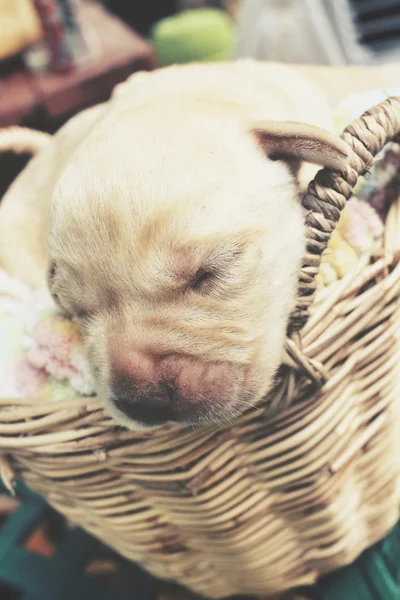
252;121;349;171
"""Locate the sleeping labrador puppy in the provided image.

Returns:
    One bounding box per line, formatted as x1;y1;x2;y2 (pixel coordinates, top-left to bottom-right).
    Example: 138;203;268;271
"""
0;60;353;429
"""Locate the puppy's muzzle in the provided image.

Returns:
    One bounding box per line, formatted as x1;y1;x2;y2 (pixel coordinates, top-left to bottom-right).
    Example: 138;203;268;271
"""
110;349;243;427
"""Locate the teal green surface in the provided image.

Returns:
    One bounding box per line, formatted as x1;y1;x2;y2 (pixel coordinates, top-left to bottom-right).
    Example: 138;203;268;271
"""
308;521;400;599
0;480;154;600
150;9;235;66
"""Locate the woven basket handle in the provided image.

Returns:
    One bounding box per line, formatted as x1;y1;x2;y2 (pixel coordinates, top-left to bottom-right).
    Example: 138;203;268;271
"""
291;95;400;333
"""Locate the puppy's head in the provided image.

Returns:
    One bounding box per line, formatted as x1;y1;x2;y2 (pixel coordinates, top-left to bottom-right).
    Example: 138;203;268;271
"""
49;105;348;429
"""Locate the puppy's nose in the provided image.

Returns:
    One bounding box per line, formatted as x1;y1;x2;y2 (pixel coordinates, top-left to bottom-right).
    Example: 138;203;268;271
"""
116;385;172;426
110;350;173;425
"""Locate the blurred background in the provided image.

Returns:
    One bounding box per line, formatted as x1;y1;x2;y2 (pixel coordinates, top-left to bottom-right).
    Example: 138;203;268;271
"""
0;0;400;190
2;0;400;132
2;0;400;242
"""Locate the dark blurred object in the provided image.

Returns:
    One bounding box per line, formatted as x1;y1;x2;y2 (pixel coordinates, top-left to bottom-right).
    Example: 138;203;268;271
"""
104;0;177;36
27;1;97;73
29;2;155;127
178;1;225;8
32;0;76;73
347;0;400;55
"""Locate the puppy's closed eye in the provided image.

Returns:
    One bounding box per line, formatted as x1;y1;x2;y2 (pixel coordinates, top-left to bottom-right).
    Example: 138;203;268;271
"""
186;244;248;296
189;267;217;294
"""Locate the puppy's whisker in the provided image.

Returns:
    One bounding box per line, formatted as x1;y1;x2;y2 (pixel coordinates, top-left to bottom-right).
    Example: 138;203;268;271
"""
239;400;259;410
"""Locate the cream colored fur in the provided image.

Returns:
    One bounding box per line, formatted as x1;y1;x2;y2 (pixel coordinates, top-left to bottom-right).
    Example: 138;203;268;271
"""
0;59;394;428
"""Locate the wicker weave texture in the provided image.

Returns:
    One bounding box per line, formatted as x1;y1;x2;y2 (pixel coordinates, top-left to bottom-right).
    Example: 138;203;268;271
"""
0;98;400;599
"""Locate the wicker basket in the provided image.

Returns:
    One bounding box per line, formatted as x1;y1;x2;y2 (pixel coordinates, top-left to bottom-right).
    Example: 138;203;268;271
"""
1;98;400;599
